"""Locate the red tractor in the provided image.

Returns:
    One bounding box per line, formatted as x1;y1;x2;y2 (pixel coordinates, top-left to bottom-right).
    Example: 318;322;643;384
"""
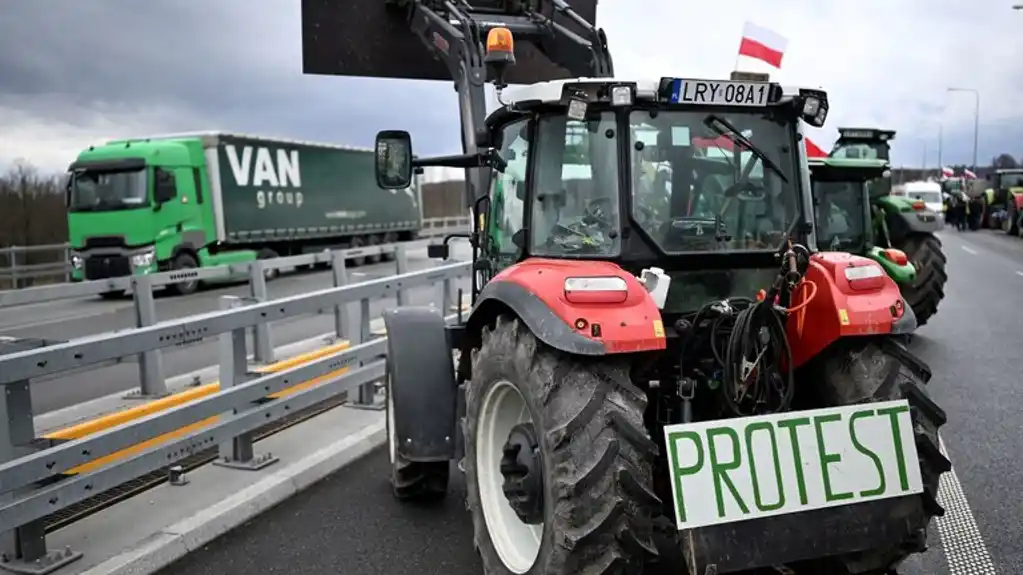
305;1;951;573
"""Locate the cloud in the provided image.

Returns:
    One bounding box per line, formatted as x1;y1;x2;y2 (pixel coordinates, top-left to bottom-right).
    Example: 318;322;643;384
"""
1;0;1021;174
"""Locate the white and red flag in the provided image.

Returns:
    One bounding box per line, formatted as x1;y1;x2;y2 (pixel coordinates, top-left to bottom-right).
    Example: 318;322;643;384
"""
737;21;789;69
963;168;977;179
941;166;955;178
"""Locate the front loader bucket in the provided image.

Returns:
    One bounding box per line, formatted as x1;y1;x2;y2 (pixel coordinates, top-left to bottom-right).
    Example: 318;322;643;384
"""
300;0;600;85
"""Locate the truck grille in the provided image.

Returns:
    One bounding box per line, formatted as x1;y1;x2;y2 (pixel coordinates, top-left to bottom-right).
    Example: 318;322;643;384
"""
84;255;131;280
83;236;127;249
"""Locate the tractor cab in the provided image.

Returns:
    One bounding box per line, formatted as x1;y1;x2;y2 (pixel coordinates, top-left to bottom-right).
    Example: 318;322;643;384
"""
809;157;917;283
986;168;1023;207
375;30;829;315
828;127;895;196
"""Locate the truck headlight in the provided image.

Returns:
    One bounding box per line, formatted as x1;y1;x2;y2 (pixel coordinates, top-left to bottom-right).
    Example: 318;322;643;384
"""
131;249;155;268
70;253;83;269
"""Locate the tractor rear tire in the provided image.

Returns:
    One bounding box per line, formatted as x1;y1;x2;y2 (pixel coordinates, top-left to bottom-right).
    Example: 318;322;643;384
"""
809;337;951;574
896;233;946;327
385;377;450;502
463;315;660;575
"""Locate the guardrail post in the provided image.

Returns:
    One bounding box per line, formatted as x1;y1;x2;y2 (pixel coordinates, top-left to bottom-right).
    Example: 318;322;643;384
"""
214;296;279;471
63;246;70;283
128;274;168;399
9;250;18;290
0;345;82;572
330;250;351;340
395;245;409;307
248;261;275;364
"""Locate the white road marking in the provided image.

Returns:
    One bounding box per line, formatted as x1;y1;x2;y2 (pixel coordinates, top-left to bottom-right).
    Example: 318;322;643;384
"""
935;436;997;574
961;246;978;255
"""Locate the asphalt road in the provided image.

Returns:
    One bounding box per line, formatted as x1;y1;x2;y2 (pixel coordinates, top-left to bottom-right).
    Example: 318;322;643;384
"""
4;242;472;415
154;228;1023;575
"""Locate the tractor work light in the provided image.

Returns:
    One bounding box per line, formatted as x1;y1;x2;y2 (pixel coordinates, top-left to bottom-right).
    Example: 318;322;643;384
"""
611;85;634;106
844;264;885;291
564;276;628;304
799;89;828;127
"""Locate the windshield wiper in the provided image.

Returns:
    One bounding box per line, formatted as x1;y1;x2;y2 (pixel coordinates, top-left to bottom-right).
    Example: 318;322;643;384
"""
704;114;788;183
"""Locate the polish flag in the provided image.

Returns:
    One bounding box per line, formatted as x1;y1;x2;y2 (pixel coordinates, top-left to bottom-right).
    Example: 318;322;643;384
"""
963;168;977;179
804;138;828;159
737;22;789;69
941;166;955;178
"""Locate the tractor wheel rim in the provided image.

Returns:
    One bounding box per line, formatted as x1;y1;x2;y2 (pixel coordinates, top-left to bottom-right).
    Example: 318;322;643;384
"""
387;386;396;464
477;380;542;574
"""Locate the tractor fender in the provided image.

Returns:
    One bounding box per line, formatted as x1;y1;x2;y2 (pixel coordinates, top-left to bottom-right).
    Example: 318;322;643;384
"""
382;306;457;462
891;297;917;334
879;198;943;240
467;258;666;357
786;252;906;368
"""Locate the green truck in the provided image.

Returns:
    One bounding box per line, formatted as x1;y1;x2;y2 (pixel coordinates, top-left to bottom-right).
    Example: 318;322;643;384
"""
66;132;423;295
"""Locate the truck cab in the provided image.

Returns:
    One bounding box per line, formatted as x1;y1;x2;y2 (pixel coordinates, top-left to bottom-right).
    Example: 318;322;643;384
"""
66;138;212;294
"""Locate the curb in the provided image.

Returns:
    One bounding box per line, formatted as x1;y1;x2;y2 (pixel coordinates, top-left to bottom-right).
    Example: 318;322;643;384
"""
79;416;386;575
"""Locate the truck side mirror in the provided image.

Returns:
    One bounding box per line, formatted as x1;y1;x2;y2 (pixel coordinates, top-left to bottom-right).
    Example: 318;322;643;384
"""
375;130;414;190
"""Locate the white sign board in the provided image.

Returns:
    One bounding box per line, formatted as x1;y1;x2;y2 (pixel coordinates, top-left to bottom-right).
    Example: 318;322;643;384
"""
663;400;922;530
669;79;771;107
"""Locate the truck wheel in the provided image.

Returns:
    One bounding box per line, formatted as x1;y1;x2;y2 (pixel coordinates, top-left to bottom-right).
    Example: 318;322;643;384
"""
347;236;367;267
256;248;280;281
808;337;950;574
464;315;660;575
895;233;946;327
381;232;399;262
166;253;199;296
366;234;383;265
385;376;449;502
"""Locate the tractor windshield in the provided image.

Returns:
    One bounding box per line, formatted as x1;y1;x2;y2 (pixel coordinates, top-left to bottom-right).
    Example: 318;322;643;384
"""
831;142;889;162
996;172;1023;188
628;109;800;254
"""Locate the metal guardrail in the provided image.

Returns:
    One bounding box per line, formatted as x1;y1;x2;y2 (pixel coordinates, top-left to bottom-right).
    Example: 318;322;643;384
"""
0;235;469;401
0;215;470;289
0;258;471;573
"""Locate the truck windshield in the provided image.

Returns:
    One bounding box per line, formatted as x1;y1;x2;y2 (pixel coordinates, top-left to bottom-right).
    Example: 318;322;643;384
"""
529;111;621;257
628;108;800;254
814;181;866;251
69;169;149;212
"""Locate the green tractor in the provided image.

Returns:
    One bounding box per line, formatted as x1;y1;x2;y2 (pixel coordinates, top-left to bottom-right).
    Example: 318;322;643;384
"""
813;127;948;327
985;168;1023;234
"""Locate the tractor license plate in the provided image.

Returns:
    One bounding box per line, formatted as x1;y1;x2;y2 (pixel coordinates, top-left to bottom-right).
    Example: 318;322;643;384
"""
669;79;771;106
663;400;923;530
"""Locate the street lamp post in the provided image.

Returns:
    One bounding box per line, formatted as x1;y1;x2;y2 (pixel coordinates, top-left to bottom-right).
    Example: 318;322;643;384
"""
947;87;980;171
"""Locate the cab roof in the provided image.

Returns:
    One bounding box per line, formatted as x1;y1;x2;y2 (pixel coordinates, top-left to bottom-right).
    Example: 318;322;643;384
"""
500;77;823;106
807;157;889;169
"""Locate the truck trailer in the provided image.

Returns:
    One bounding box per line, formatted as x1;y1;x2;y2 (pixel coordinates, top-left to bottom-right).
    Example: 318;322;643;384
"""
65;132;423;295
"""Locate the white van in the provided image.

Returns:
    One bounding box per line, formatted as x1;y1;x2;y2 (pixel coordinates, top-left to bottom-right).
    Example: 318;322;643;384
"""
902;181;945;219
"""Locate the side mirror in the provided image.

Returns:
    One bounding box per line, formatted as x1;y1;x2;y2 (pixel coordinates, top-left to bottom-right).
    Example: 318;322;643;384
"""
375;130;414;190
427;243;450;259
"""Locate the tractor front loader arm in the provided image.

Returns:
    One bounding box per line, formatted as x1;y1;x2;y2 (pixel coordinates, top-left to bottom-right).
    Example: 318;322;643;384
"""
394;0;613;207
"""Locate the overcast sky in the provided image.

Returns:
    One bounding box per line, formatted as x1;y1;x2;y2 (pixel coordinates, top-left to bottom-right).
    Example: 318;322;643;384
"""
1;0;1021;174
